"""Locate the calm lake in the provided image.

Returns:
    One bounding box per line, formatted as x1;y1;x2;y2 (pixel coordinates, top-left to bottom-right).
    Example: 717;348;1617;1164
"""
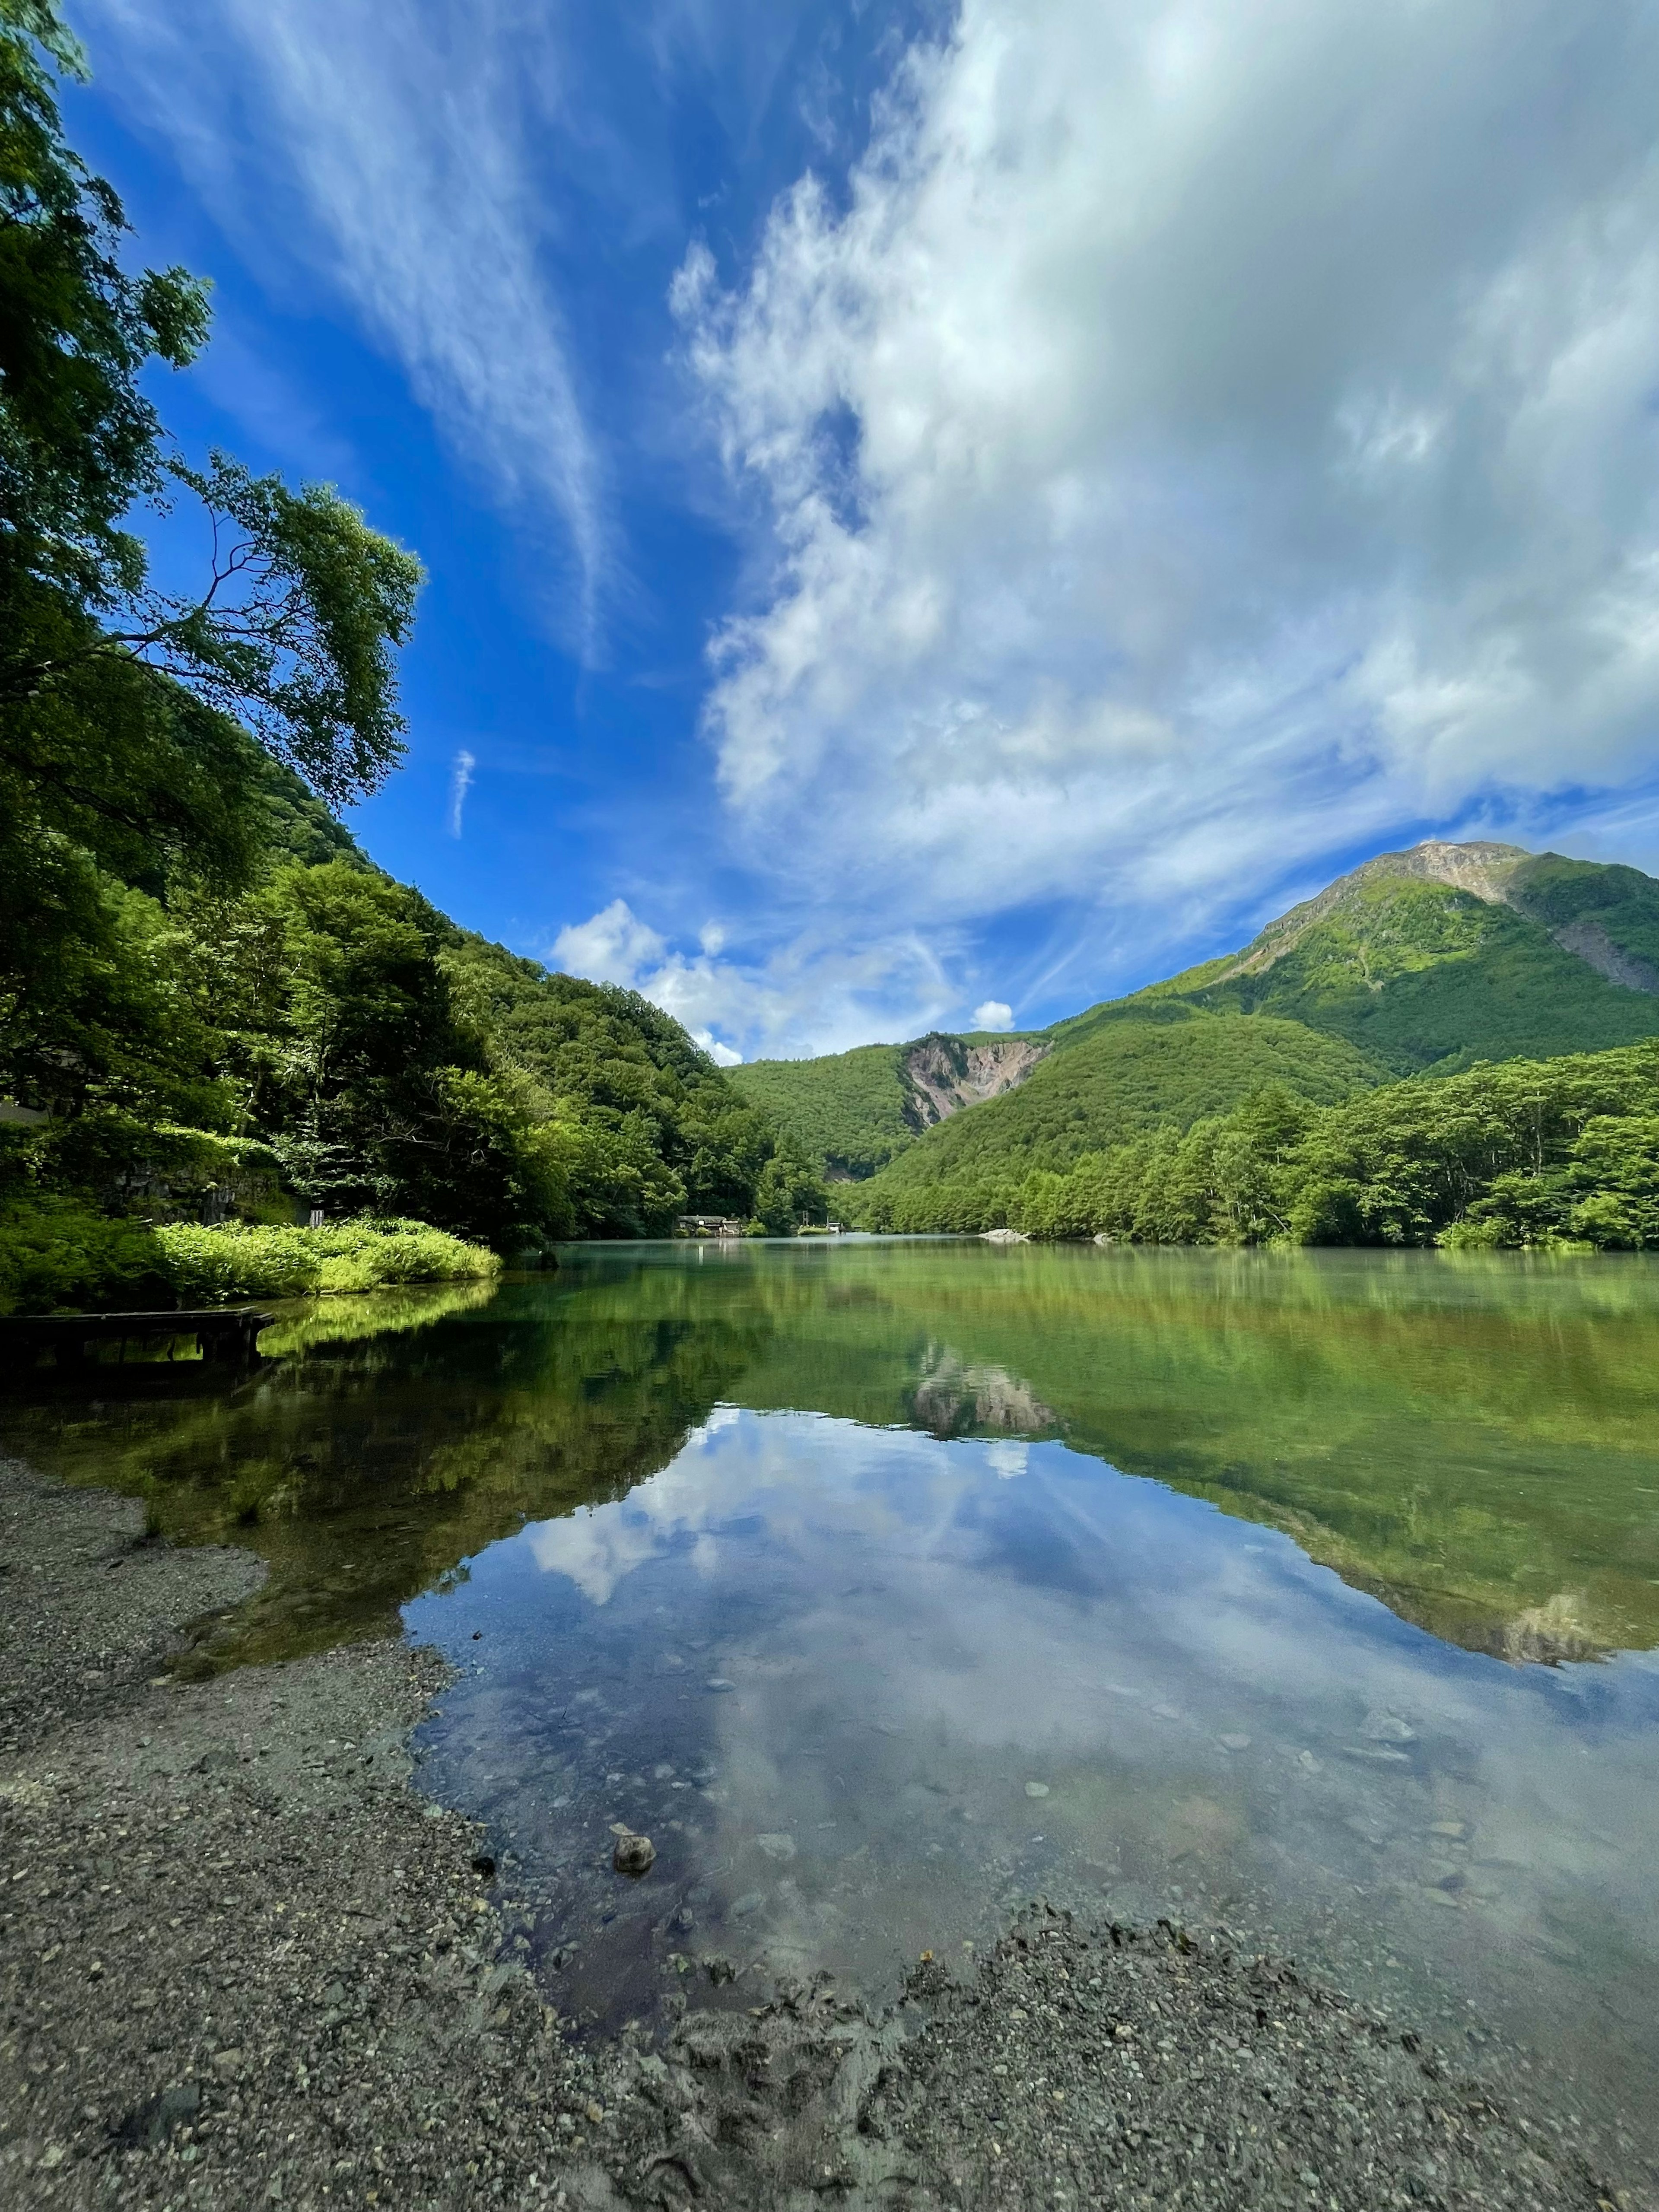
9;1238;1659;2125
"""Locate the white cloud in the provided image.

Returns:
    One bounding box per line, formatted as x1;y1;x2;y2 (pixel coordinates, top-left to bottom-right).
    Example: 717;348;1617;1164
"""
85;0;610;643
551;899;667;989
693;1029;744;1066
550;897;960;1057
677;0;1659;953
446;748;476;838
971;1000;1013;1032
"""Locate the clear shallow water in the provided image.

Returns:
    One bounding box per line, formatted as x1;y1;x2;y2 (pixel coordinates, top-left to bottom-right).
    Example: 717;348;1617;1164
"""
9;1240;1659;2122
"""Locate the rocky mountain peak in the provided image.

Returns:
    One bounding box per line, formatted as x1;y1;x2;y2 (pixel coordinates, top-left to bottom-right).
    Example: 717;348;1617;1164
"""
1217;839;1534;983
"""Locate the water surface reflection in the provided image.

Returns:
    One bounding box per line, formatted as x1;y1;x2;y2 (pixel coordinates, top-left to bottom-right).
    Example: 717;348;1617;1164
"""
411;1400;1659;2128
6;1239;1659;2120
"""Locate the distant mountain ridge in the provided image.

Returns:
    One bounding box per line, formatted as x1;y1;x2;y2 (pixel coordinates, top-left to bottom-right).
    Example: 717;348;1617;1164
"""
732;841;1659;1195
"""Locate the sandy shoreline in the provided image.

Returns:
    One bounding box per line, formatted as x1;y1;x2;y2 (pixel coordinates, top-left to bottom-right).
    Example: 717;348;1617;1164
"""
0;1452;1647;2211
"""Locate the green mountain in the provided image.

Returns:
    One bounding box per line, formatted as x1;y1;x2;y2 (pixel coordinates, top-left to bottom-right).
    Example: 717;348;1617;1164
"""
848;1014;1379;1227
728;1032;1047;1180
1100;839;1659;1074
745;841;1659;1223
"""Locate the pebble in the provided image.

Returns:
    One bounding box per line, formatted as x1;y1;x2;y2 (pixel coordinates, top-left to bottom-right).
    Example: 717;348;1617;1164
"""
2;1459;1635;2212
1024;1781;1051;1799
612;1832;657;1877
0;1459;632;2209
596;1905;1626;2212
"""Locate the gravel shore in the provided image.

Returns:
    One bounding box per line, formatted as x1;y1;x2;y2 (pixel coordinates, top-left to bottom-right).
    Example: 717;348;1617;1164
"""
0;1453;1648;2212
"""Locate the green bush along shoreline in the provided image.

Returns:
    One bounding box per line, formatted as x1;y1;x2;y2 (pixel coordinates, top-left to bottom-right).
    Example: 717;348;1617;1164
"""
0;1209;498;1316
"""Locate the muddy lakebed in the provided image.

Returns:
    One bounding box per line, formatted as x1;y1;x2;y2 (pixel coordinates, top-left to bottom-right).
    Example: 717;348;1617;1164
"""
9;1237;1659;2173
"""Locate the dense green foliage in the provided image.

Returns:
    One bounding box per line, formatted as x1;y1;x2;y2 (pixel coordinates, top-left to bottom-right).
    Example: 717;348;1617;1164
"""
0;1192;173;1314
0;4;817;1300
442;934;798;1235
0;1200;497;1313
1;3;423;1125
828;859;1659;1227
1504;854;1659;986
729;1042;919;1179
0;770;822;1270
1002;1044;1659;1250
848;1014;1376;1230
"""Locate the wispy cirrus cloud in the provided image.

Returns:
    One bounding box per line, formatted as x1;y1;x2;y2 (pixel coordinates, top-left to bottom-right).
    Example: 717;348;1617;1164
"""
83;0;611;645
446;748;477;838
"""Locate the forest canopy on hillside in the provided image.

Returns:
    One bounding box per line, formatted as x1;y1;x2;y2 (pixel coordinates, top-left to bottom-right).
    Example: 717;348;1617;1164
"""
848;1044;1659;1251
0;2;820;1311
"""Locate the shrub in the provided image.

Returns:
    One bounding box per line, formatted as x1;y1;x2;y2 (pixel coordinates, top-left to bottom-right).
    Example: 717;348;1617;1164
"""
154;1218;501;1305
0;1199;172;1316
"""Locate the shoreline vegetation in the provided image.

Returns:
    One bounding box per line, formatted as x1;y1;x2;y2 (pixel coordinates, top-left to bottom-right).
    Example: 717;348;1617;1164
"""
0;1208;497;1318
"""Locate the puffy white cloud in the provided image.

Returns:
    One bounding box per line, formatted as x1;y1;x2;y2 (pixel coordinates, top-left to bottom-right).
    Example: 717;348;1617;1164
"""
694;1030;744;1067
678;0;1659;953
971;1000;1013;1032
551;897;960;1058
551;899;667;989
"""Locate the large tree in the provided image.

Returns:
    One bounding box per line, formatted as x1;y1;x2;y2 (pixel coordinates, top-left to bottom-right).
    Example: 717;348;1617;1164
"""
0;0;422;1109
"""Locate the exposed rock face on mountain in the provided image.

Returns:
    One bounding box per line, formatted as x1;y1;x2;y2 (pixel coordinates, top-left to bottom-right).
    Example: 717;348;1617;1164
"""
909;1347;1057;1436
731;1032;1051;1181
902;1033;1049;1130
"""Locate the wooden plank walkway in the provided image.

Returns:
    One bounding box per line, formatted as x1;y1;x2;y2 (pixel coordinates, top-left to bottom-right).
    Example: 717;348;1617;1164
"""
0;1307;274;1371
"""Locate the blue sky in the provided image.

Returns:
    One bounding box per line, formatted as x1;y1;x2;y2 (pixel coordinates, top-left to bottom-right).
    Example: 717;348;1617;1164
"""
66;0;1659;1060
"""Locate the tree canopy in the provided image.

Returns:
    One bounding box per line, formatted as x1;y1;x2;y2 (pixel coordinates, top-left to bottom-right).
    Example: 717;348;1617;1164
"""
1;0;422;1122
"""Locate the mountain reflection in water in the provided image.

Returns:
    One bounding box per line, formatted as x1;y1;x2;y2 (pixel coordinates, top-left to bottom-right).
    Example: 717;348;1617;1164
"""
8;1240;1659;2119
16;1239;1658;1669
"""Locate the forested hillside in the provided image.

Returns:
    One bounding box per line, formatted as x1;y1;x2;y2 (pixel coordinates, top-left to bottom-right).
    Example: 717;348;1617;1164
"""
1;746;820;1309
849;1015;1376;1229
729;1031;1044;1179
840;842;1659;1230
1011;1043;1659;1250
729;1042;918;1179
0;4;815;1313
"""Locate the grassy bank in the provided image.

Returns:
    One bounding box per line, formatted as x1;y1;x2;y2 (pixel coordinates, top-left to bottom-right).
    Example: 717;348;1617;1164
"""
0;1210;499;1315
